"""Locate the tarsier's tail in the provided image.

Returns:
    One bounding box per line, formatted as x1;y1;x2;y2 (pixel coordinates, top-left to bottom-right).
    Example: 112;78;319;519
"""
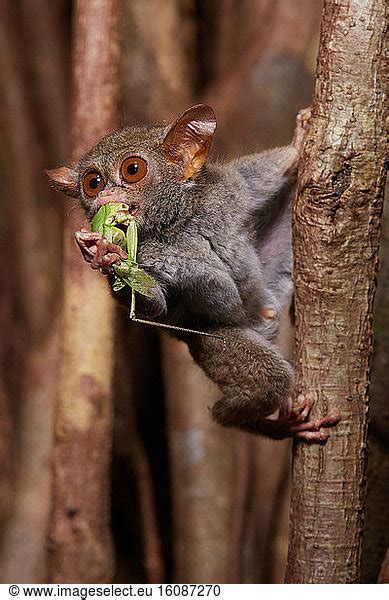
185;325;294;432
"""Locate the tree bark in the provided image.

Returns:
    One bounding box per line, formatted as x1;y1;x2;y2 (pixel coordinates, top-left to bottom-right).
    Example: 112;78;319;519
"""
48;0;120;583
0;0;66;582
286;0;387;584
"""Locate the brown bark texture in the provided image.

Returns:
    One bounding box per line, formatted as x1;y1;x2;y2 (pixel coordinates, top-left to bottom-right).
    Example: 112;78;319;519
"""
0;0;66;583
48;0;120;583
286;0;387;584
4;0;387;584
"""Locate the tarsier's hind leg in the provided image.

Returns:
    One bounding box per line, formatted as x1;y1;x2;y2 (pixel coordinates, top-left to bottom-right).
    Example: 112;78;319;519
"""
186;325;293;431
186;325;341;441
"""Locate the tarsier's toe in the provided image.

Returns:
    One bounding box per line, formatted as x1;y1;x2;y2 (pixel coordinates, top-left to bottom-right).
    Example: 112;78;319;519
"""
294;428;330;442
290;392;314;422
288;394;341;443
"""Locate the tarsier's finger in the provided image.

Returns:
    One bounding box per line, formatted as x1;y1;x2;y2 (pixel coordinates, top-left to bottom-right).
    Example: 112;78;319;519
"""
292;107;311;155
105;241;127;259
289;394;315;423
259;306;277;320
75;230;104;244
297;107;312;127
75;231;103;259
100;253;122;274
94;237;128;259
91;247;107;270
90;238;125;269
77;246;95;262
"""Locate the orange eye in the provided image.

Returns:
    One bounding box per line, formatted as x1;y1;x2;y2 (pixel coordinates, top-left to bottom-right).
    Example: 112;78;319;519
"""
82;170;105;197
121;156;148;183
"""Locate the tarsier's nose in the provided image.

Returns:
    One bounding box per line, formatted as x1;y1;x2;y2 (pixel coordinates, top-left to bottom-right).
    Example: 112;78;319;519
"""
96;187;141;215
96;187;127;207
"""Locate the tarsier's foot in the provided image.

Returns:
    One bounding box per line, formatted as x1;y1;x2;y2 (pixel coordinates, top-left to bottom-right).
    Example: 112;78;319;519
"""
292;107;311;156
75;229;127;275
273;392;341;442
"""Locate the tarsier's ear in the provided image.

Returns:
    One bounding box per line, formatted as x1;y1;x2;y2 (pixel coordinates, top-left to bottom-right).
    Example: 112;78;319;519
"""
45;165;79;198
162;104;217;180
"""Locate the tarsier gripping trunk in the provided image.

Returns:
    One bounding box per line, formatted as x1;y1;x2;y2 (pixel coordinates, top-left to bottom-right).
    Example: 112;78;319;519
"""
47;104;340;441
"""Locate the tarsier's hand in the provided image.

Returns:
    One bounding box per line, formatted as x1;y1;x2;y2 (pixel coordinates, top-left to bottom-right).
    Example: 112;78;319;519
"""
135;285;167;319
75;229;167;316
286;107;312;174
75;229;128;275
292;107;311;157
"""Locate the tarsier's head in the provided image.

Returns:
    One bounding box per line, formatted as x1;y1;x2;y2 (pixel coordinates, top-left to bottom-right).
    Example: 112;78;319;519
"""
46;104;216;230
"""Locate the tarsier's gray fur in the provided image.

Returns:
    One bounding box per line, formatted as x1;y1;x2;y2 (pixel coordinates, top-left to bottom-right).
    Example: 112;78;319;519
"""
48;106;319;439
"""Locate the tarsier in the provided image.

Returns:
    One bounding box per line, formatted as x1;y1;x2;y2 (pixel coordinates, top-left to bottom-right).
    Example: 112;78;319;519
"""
47;104;340;441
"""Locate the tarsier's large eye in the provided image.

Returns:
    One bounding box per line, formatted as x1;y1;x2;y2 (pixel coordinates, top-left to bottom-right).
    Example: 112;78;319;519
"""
82;170;105;197
120;156;148;183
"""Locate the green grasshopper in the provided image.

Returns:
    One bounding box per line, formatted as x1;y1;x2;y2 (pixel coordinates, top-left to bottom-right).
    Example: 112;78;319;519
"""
91;203;156;317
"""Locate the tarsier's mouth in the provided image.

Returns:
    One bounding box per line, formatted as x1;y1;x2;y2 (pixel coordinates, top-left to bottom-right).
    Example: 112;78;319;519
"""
96;197;142;216
127;203;141;217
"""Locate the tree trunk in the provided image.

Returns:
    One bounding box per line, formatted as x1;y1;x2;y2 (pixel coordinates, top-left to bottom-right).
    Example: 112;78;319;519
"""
286;0;387;584
0;0;66;582
48;0;120;583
